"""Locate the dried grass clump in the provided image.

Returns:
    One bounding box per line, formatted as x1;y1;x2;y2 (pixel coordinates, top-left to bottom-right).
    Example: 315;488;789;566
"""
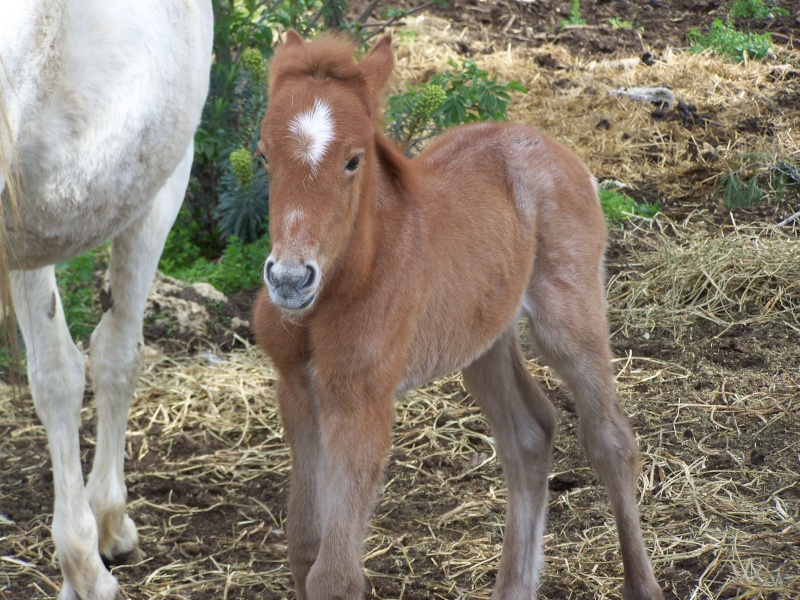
608;215;800;336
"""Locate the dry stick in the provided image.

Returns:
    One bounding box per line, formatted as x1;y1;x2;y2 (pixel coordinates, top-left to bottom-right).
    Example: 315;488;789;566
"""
774;208;800;228
363;2;435;41
358;0;383;24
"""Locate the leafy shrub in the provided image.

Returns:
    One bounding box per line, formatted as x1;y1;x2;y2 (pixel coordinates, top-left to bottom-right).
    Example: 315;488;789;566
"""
599;187;661;223
687;19;774;61
162;235;270;295
385;60;527;155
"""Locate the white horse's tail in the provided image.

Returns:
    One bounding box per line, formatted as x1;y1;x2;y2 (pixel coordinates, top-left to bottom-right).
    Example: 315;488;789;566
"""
0;75;21;374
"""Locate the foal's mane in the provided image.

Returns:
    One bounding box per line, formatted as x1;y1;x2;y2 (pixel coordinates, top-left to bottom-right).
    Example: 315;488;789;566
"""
269;31;419;198
269;33;365;97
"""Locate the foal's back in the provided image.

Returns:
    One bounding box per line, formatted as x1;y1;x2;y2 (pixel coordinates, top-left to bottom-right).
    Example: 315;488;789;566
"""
397;121;604;393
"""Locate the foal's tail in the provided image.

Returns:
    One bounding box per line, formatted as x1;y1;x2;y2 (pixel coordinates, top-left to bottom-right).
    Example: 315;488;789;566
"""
0;74;21;374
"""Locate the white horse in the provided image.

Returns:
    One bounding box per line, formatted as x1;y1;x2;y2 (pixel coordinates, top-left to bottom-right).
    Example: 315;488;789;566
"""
0;1;212;598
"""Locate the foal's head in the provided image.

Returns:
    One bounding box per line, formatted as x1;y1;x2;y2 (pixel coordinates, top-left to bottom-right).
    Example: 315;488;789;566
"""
259;30;393;313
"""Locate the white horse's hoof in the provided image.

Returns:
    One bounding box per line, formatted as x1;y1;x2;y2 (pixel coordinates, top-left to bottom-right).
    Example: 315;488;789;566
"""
57;568;122;600
98;513;140;565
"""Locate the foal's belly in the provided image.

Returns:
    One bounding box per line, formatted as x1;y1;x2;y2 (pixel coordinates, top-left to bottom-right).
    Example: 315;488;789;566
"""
396;262;530;396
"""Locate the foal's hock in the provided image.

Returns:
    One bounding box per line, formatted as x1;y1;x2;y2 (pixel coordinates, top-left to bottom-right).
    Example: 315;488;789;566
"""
253;30;662;600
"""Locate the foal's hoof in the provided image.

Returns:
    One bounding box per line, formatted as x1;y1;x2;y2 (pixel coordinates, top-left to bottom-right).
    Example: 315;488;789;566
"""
622;580;665;600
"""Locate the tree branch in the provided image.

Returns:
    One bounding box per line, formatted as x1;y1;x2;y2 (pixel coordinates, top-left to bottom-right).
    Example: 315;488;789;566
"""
364;2;434;41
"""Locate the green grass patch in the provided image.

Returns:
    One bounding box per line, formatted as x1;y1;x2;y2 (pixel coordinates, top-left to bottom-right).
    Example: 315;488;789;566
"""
729;0;789;19
599;187;661;223
687;19;774;61
608;17;635;29
718;152;800;209
560;0;586;27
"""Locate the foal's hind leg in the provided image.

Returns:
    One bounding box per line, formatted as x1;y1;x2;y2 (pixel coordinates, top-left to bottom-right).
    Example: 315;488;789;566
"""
85;146;193;564
524;275;662;599
11;268;121;600
462;328;557;599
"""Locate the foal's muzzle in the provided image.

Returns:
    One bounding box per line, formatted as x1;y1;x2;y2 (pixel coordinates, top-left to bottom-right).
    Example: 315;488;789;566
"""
264;257;320;311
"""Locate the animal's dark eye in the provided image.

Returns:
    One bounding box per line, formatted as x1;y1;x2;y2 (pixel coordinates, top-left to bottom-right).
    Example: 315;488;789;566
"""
345;154;362;173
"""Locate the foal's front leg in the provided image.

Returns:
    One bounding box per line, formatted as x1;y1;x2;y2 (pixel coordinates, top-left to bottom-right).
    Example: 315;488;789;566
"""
277;376;323;599
302;379;395;600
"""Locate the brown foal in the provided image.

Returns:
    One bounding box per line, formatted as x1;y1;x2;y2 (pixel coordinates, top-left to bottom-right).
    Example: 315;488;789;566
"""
253;30;662;600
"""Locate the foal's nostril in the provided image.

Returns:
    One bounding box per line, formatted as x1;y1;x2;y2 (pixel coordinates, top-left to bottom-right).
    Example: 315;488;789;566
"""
265;260;275;285
302;265;316;289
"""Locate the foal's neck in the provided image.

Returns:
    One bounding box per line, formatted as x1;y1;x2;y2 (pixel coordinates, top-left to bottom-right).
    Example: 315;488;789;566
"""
334;132;415;296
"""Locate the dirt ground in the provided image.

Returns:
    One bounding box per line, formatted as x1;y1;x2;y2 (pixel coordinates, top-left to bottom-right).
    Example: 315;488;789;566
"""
2;2;799;599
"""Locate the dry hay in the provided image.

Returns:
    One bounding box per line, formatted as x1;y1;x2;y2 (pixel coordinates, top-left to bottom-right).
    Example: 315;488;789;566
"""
2;15;800;600
393;15;800;207
608;214;800;338
2;336;797;599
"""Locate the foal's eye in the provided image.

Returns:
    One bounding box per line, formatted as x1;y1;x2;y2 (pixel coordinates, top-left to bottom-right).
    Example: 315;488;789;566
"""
345;154;363;173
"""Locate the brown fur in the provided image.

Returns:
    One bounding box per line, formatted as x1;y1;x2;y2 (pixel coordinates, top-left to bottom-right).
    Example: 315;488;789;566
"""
253;31;662;600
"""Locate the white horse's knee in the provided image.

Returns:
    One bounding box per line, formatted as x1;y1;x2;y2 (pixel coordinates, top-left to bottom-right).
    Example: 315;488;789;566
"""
29;338;86;427
90;316;144;399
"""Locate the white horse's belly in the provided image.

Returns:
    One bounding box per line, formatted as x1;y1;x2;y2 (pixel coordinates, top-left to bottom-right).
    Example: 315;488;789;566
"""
4;0;212;269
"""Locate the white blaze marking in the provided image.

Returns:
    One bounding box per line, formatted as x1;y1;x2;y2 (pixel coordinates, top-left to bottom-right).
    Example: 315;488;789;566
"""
284;209;305;229
289;99;335;171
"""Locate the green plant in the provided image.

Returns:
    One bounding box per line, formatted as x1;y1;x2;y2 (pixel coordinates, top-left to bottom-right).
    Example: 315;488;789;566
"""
161;234;270;295
718;152;800;209
729;0;789;19
599;187;661;223
560;0;586;27
55;245;109;341
719;172;764;208
608;17;635;29
385;60;527;155
687;19;774;61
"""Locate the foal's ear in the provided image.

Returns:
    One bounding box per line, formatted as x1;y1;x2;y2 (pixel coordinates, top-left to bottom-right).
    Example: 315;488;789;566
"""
283;29;305;49
360;34;394;100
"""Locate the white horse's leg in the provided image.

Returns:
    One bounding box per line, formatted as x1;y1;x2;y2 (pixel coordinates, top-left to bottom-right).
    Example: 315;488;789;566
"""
462;329;558;600
85;145;193;562
11;268;121;600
